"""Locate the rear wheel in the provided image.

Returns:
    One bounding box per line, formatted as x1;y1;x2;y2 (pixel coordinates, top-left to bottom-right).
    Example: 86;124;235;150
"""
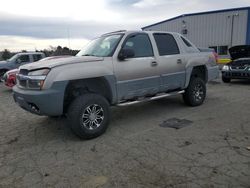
183;77;206;106
222;76;231;83
67;93;110;139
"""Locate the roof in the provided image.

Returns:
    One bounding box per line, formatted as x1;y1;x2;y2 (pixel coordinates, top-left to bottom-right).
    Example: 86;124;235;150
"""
142;6;250;30
103;30;181;36
17;52;44;55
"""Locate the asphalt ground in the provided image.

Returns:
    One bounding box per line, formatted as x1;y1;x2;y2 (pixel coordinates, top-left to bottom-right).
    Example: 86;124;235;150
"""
0;78;250;188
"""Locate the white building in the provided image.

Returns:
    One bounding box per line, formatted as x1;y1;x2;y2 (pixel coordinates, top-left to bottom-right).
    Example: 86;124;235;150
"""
142;7;250;57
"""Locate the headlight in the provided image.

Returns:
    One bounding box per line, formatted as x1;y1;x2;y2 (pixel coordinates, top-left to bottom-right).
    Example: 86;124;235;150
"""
28;69;50;89
222;65;229;71
27;79;45;90
18;68;50;90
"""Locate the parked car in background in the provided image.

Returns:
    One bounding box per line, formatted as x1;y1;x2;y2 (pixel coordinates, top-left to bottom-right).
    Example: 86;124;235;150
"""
1;55;71;88
1;69;19;88
13;30;219;139
218;58;231;64
222;45;250;83
0;52;45;81
199;48;219;64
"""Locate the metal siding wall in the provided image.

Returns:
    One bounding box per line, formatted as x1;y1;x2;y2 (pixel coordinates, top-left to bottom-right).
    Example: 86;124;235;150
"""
144;10;248;48
246;9;250;45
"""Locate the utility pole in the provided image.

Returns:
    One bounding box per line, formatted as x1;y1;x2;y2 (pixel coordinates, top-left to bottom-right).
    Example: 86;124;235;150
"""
67;27;71;49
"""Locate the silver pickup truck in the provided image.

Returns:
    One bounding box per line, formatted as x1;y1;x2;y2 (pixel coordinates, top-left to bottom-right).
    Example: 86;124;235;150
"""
13;30;219;139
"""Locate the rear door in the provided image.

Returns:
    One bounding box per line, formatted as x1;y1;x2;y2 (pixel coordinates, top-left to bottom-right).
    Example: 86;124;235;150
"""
32;54;43;62
114;33;160;100
16;55;31;67
153;33;186;91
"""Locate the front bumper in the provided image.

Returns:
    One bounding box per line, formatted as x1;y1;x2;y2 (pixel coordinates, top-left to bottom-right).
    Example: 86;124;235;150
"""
222;70;250;79
13;81;68;116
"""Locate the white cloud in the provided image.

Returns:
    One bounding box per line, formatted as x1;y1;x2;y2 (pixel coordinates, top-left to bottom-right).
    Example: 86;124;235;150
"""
133;0;165;8
0;0;121;22
0;35;89;51
0;0;250;51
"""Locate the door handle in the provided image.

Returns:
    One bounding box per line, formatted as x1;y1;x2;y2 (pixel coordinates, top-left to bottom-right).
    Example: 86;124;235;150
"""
177;59;182;64
151;61;158;67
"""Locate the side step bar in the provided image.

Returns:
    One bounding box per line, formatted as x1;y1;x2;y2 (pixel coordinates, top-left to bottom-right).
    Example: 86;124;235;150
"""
117;90;185;107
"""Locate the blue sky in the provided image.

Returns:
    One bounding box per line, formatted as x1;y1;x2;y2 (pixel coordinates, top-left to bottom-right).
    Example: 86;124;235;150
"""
0;0;250;51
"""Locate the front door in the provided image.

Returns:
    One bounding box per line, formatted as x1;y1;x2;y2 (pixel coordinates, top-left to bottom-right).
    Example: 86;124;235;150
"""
114;33;160;101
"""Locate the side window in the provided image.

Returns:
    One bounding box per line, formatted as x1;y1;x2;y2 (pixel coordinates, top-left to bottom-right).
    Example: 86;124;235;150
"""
153;33;180;56
33;54;42;62
181;36;192;47
209;46;218;53
18;55;30;63
123;34;153;58
218;46;228;55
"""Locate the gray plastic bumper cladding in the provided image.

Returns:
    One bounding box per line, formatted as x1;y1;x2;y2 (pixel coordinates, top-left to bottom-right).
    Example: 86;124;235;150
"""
13;81;68;116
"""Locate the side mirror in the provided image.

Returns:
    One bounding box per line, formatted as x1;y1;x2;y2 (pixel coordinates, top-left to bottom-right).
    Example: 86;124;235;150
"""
118;49;135;60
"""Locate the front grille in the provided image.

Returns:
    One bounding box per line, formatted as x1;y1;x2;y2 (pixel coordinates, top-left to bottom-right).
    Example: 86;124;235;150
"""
19;80;27;88
231;66;246;70
17;69;28;88
19;69;28;75
225;72;250;77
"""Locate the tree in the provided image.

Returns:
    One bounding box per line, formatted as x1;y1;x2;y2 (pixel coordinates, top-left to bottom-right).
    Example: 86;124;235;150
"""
62;47;70;55
1;49;11;60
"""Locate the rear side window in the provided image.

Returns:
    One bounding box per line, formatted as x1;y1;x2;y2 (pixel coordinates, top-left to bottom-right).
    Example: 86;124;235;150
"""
181;36;192;47
153;33;180;56
123;34;153;58
33;54;43;62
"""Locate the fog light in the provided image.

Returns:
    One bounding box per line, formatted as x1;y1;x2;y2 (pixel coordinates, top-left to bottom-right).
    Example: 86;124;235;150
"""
29;103;40;113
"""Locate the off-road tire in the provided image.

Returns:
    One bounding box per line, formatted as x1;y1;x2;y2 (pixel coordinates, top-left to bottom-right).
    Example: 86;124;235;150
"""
222;76;231;83
183;77;206;106
67;93;110;139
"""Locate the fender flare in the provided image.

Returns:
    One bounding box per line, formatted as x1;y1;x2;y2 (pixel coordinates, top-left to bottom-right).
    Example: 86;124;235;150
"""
184;61;208;88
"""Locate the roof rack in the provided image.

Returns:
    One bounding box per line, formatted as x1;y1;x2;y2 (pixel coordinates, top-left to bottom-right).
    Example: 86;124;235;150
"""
102;30;126;36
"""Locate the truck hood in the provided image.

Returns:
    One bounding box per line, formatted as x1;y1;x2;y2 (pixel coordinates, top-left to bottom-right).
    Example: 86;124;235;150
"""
0;61;7;64
0;60;7;65
229;45;250;60
20;56;104;70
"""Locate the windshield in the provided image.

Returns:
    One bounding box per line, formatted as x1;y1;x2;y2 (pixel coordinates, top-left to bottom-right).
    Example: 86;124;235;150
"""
76;34;123;57
8;54;19;61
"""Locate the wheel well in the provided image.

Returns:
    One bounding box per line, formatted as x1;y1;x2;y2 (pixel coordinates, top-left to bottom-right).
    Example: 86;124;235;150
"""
191;65;207;82
63;77;112;113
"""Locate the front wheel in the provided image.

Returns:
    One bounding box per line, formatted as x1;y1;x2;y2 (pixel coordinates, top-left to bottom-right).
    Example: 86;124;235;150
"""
67;93;110;139
183;77;206;106
222;76;231;83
